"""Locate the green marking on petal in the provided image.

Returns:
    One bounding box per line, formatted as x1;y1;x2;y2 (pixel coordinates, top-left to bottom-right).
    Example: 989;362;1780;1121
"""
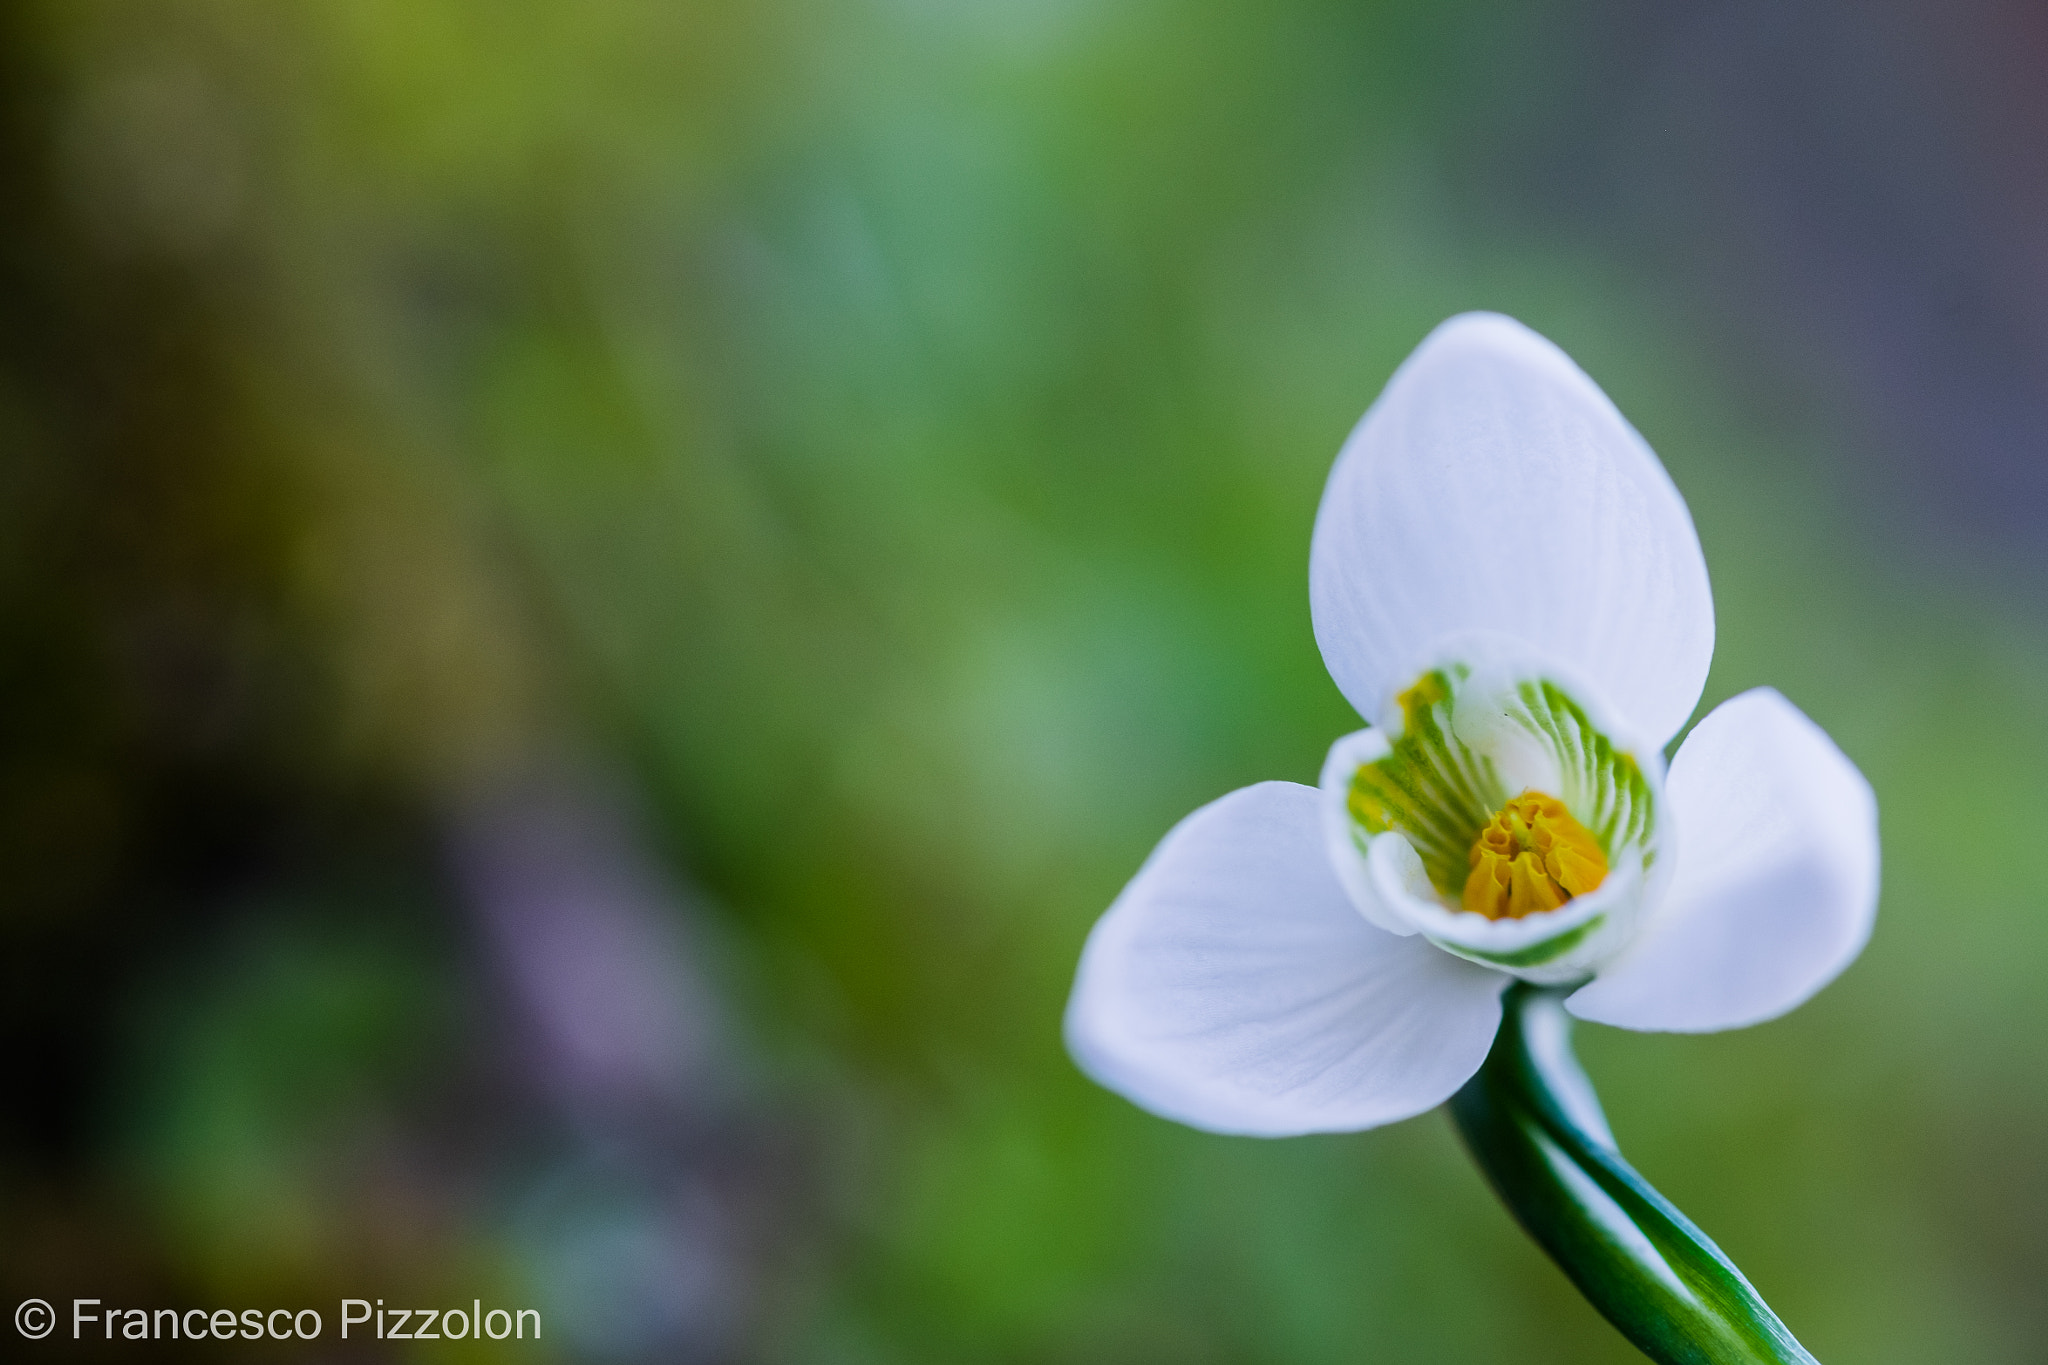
1347;668;1505;897
1341;667;1659;914
1438;915;1605;969
1507;680;1657;863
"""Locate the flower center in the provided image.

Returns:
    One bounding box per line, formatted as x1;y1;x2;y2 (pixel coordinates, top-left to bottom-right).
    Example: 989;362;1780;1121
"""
1462;791;1609;920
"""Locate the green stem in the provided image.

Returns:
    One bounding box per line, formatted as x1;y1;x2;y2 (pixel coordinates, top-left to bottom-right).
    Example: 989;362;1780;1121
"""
1449;984;1820;1365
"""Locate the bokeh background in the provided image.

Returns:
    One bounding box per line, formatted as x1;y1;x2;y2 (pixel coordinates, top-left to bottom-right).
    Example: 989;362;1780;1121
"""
5;1;2047;1361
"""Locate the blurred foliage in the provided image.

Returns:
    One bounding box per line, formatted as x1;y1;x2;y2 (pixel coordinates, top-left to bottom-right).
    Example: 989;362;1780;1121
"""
4;0;2048;1362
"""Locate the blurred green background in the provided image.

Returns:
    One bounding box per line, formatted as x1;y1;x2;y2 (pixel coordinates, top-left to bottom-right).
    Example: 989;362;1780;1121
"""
6;0;2048;1361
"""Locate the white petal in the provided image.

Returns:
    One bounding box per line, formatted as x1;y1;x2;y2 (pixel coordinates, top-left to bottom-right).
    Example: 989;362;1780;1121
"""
1309;313;1715;749
1380;842;1650;987
1317;728;1417;935
1566;689;1879;1032
1066;782;1507;1135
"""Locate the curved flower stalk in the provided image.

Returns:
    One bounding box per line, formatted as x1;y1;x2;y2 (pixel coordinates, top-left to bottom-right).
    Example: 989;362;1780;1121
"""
1452;985;1819;1364
1065;314;1878;1359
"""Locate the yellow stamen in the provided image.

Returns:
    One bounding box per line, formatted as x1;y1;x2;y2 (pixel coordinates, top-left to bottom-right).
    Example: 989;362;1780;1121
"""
1462;791;1608;920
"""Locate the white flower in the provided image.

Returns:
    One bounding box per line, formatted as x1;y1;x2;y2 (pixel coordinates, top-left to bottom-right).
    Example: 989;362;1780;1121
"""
1066;314;1879;1137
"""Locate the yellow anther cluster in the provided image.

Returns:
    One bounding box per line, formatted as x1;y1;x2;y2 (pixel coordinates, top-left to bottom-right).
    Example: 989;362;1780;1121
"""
1462;791;1609;920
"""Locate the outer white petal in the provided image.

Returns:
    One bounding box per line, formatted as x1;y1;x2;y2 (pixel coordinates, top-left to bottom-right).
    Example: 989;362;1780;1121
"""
1309;313;1714;749
1566;689;1879;1032
1066;782;1507;1135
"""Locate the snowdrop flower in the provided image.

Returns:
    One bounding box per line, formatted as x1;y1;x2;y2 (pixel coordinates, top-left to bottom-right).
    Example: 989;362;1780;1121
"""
1066;314;1879;1136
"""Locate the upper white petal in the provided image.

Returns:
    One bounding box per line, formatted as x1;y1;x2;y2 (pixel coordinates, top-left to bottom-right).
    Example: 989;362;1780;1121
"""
1566;688;1879;1032
1066;782;1507;1135
1309;313;1715;749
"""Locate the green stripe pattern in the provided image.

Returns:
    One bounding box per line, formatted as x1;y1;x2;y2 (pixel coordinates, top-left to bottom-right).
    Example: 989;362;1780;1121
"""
1505;679;1658;869
1345;668;1657;903
1347;667;1504;898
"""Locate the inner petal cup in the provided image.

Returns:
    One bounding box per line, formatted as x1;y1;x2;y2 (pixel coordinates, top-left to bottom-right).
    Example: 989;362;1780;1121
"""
1378;842;1645;985
1319;655;1664;983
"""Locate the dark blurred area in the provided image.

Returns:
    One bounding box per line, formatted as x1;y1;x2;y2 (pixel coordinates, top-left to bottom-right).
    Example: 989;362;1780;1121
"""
3;2;2047;1361
1501;0;2048;570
